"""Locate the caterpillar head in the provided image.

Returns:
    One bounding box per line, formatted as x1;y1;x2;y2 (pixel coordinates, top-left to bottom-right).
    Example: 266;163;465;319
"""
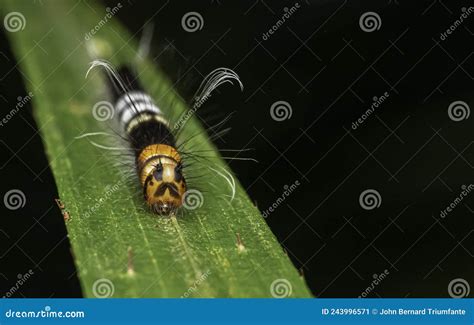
139;144;187;215
144;161;187;215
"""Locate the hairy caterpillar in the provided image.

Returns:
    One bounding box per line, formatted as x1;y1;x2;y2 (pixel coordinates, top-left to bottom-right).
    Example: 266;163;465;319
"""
84;60;245;215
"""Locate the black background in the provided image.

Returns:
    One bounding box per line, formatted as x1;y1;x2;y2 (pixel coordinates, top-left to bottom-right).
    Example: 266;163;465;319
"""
0;0;473;298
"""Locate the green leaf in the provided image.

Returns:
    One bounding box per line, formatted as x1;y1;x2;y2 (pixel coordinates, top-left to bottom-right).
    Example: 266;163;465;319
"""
2;0;311;297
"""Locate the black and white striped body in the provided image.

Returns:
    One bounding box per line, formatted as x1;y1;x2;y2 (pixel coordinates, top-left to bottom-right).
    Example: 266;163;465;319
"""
111;67;175;151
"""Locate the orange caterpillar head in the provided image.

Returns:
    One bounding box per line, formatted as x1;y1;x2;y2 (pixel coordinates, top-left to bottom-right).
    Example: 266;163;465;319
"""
139;144;187;215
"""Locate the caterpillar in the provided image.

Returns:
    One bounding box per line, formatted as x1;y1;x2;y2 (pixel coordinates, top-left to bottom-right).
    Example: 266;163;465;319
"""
85;60;244;215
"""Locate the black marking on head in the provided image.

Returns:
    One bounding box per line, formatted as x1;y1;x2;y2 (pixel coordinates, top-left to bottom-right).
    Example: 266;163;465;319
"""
174;164;183;182
154;183;180;198
153;164;163;181
143;174;153;200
